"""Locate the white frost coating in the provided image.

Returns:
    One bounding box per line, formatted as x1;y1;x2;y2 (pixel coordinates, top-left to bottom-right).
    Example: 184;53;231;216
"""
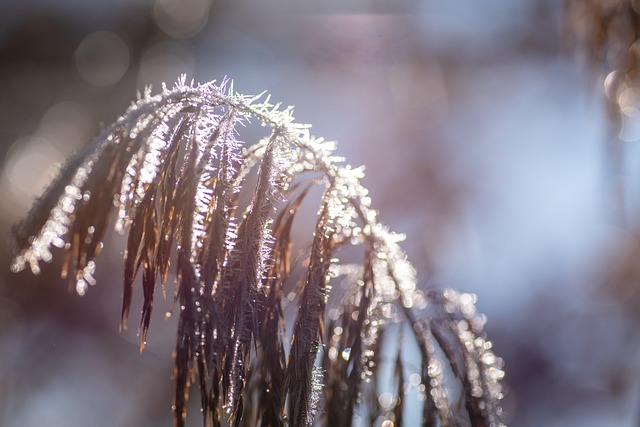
12;143;106;277
188;111;245;285
189;114;221;274
137;134;169;193
307;366;324;426
116;105;183;232
422;325;453;421
444;289;506;425
115;149;142;233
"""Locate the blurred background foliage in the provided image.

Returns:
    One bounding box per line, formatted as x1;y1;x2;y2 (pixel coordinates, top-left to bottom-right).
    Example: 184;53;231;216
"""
1;0;640;425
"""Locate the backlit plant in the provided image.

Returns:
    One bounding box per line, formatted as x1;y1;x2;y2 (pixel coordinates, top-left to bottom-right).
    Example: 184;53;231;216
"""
11;77;505;427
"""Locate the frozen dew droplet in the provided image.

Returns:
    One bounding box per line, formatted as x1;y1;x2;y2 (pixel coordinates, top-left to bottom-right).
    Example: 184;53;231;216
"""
427;361;441;377
489;366;505;381
76;279;88;296
341;347;351;361
481;351;497;366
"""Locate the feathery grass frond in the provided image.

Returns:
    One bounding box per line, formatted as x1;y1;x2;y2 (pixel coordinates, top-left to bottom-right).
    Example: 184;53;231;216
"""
11;76;505;426
286;192;334;427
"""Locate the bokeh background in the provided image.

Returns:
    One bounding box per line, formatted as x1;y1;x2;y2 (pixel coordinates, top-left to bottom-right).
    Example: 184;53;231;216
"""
1;0;639;426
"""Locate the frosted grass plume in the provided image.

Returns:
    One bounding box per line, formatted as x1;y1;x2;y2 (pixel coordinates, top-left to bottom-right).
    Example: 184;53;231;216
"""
11;76;505;426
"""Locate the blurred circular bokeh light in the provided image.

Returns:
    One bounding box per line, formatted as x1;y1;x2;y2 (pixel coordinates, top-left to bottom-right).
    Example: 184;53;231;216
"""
74;31;130;86
152;0;212;39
